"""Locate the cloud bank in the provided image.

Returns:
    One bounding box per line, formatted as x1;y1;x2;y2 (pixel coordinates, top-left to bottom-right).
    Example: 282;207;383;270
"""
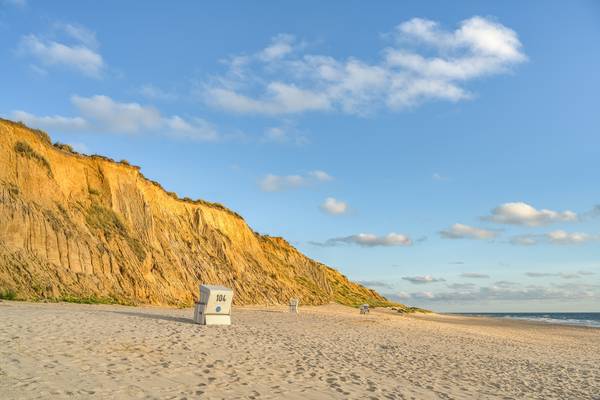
483;202;577;226
510;230;599;246
259;170;332;192
439;223;497;240
460;272;490;279
311;232;412;247
402;275;446;284
19;24;104;77
12;95;219;141
395;282;600;303
203;16;526;116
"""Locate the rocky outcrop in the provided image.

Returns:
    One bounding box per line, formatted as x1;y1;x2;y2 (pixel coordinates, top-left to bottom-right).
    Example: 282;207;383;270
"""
0;119;396;307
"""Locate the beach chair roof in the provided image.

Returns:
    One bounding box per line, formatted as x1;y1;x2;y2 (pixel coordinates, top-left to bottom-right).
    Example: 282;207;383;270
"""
200;284;233;292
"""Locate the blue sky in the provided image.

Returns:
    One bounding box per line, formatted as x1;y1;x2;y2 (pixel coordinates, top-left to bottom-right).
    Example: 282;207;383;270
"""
1;0;599;311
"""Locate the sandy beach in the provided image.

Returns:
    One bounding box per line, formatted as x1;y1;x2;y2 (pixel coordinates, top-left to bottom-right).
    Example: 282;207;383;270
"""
1;301;599;399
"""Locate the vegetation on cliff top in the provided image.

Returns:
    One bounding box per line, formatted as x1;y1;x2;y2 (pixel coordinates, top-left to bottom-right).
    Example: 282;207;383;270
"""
2;118;244;220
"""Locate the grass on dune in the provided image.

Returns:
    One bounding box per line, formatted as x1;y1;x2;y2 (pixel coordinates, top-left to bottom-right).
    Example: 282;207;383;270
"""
0;288;18;300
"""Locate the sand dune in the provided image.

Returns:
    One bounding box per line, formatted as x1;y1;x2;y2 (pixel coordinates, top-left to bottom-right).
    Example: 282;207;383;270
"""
1;301;599;399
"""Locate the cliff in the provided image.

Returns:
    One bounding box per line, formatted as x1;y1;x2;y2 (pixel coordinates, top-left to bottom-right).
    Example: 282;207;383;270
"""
0;118;398;308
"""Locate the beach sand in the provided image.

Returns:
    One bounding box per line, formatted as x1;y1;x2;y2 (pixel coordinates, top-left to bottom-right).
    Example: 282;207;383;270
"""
1;301;599;399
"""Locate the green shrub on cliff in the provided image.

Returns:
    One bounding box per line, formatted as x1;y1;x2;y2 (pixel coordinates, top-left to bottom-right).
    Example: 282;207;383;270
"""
86;203;127;235
53;142;75;153
14;141;53;177
85;203;146;262
0;288;17;300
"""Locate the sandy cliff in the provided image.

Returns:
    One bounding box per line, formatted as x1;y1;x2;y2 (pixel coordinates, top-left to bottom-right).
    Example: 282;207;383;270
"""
0;119;395;307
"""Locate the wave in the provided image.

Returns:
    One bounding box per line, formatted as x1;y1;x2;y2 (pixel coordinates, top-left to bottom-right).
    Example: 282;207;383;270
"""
457;313;600;328
502;316;600;328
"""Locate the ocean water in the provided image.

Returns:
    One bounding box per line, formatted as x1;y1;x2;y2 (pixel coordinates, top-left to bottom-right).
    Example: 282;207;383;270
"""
457;312;600;328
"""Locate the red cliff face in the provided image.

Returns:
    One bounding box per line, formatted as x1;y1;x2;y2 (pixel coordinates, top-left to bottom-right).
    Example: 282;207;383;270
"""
0;119;394;307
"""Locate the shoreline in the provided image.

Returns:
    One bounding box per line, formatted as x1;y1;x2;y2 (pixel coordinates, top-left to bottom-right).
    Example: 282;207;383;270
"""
439;312;600;330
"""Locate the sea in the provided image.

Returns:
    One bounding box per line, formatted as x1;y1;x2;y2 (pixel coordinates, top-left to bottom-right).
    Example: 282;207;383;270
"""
456;312;600;328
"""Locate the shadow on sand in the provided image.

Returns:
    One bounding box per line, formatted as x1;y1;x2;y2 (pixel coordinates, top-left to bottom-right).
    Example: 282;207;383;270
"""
108;310;196;325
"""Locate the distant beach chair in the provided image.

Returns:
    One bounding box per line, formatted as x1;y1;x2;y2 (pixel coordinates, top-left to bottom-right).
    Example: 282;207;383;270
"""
289;298;299;313
360;304;369;314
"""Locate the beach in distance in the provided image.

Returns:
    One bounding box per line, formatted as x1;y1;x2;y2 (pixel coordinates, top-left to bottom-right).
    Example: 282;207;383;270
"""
1;301;599;400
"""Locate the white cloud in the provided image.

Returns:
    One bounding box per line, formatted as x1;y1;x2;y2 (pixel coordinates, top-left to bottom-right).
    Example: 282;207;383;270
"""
309;170;333;182
447;282;477;290
402;275;445;284
525;272;557;278
526;271;594;279
460;272;490;279
259;174;298;192
439;223;497;240
13;95;220;142
311;232;412;247
259;34;296;61
511;230;598;246
19;33;104;77
259;170;332;192
394;16;525;64
72;95;162;133
12;110;88;131
484;202;577;226
58;23;99;49
406;282;600;303
262;123;309;145
320;197;348;215
164;116;219;141
578;270;595;276
385;77;470;108
547;230;593;245
388;292;411;300
494;281;518;288
207;82;331;115
411;291;436;299
203;16;525;115
388;17;525;81
510;235;538;246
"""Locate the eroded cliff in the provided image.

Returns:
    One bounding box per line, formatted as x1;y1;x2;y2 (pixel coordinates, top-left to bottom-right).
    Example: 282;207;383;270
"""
0;119;396;307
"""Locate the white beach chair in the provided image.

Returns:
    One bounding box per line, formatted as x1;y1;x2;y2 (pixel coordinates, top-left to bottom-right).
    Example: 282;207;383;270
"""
193;285;233;325
360;304;370;314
